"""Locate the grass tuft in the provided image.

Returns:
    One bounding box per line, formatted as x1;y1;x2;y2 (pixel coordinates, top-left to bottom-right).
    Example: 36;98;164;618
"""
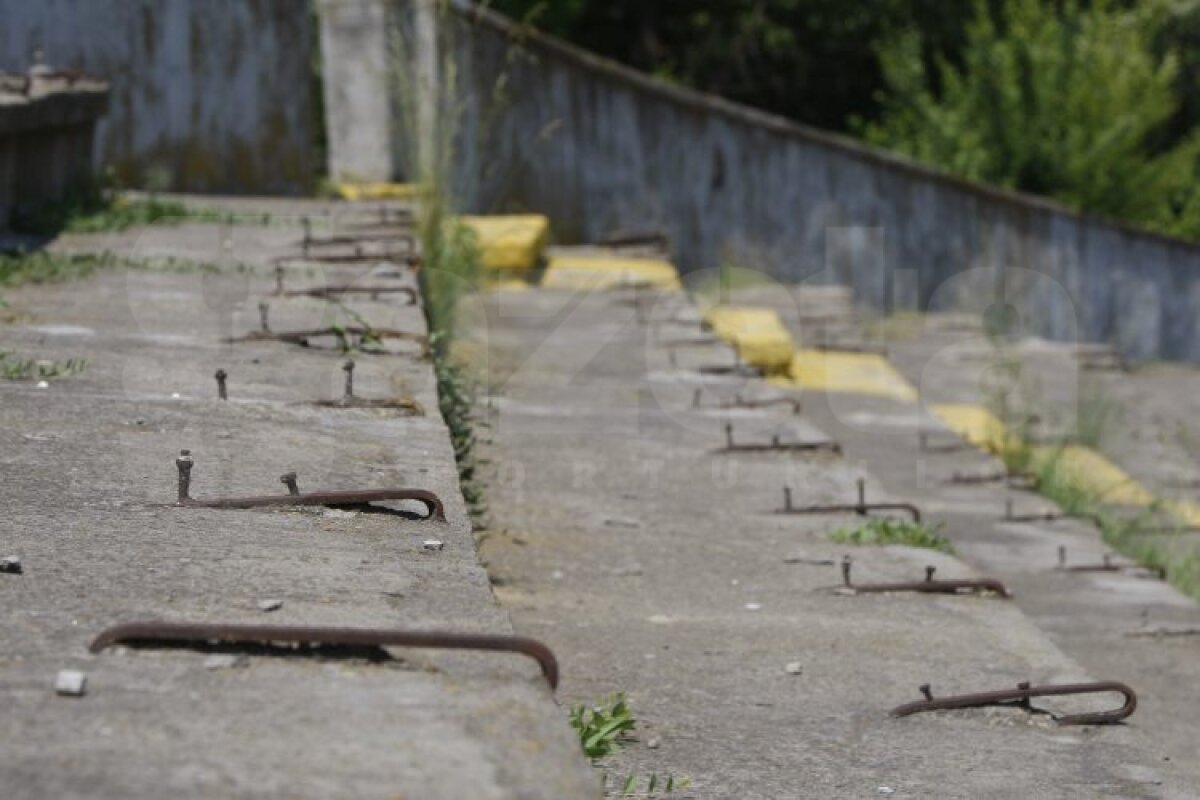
830;518;955;554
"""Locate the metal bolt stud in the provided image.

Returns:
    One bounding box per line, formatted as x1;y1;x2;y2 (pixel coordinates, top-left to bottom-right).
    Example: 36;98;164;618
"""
342;359;355;399
1058;545;1067;567
258;302;270;333
724;422;734;449
692;388;702;408
782;486;793;512
274;264;286;295
919;684;934;701
1005;498;1014;521
856;478;867;511
302;217;312;256
841;555;852;587
214;369;228;400
280;472;300;496
176;449;194;504
925;565;936;582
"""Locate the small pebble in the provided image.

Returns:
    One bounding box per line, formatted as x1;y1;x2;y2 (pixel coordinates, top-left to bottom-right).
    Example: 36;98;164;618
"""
171;392;181;399
55;670;87;697
646;736;661;750
204;654;249;670
878;788;895;796
785;662;803;675
257;599;283;612
744;602;762;611
36;380;48;389
0;556;22;574
551;570;564;581
422;539;444;551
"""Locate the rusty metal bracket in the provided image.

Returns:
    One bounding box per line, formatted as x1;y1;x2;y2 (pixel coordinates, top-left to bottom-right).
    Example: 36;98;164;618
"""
840;557;1010;597
1056;546;1166;579
693;388;801;415
717;422;840;455
918;430;967;454
312;360;424;415
227;308;428;355
284;285;418;304
777;479;922;522
89;621;557;689
173;451;445;520
891;680;1137;725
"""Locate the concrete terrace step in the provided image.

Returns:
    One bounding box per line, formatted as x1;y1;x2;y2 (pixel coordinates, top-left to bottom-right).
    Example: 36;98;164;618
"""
474;284;1189;798
0;206;597;799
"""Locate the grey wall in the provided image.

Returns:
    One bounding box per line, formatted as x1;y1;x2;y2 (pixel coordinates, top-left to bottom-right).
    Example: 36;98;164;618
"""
323;1;1200;361
0;0;314;194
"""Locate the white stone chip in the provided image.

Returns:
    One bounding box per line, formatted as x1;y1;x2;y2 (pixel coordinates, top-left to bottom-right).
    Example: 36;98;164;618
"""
744;602;762;611
204;654;249;670
36;381;49;389
785;662;803;675
422;539;445;551
257;599;283;612
55;670;87;696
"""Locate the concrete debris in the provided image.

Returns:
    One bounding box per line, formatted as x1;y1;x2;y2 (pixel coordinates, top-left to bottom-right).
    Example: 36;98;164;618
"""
322;508;357;519
0;556;21;574
54;670;86;697
785;662;803;675
422;539;445;551
257;599;283;613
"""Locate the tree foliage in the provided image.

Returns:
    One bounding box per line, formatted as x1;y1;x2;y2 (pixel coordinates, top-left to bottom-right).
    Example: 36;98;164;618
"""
860;0;1200;237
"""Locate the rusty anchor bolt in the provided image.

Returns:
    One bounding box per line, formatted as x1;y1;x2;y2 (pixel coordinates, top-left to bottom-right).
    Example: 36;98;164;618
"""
841;555;853;587
274;265;286;295
258;302;270;333
279;472;300;497
925;565;937;582
342;360;355;399
724;422;735;449
176;449;194;504
214;369;228;400
302;217;312;256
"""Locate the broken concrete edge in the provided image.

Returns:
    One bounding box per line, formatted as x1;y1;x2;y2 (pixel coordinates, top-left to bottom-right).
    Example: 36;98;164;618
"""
0;74;109;135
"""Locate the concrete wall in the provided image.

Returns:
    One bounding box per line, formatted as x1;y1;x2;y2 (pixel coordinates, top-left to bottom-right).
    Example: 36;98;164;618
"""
0;0;314;194
0;76;110;228
323;1;1200;361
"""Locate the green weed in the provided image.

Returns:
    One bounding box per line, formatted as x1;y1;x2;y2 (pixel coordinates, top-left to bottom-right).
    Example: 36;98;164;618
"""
570;694;637;760
0;352;87;381
830;518;955;554
605;771;687;797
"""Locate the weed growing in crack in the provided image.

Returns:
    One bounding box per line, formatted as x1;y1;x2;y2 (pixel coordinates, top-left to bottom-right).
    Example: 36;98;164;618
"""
830;518;955;554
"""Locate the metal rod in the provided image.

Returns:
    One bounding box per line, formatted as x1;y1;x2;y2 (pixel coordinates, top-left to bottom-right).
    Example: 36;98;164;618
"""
891;680;1137;725
840;557;1009;597
258;302;270;333
279;472;300;496
176;450;193;503
343;360;355;399
778;483;922;522
89;622;559;689
214;369;228;401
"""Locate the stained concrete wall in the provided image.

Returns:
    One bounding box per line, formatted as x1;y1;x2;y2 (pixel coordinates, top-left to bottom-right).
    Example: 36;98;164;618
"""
395;2;1197;363
0;0;313;194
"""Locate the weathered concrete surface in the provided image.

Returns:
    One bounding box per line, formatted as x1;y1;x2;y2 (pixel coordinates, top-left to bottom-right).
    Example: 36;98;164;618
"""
0;1;313;193
318;0;396;182
0;72;108;228
725;287;1200;788
471;284;1188;798
0;208;596;797
331;0;1200;362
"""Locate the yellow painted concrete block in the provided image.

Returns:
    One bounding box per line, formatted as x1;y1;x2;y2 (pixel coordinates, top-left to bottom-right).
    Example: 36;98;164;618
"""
484;276;532;292
704;306;795;374
461;215;550;273
541;254;681;291
1028;444;1155;507
785;349;918;402
933;403;1155;508
931;404;1013;453
334;182;419;201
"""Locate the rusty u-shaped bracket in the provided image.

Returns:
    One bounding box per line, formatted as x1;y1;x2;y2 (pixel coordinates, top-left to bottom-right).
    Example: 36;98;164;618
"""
717;423;841;455
891;680;1137;725
285;285;418;305
173;451;445;521
692;388;802;415
89;621;558;689
777;479;922;522
840;557;1010;597
1055;546;1166;579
